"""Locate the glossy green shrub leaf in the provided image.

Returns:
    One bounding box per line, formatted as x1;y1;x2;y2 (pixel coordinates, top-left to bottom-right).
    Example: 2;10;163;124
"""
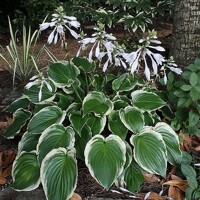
130;130;167;176
124;161;144;192
37;124;75;164
108;111;128;140
131;90;165;111
190;86;200;101
190;72;198;86
112;73;137;92
189;110;199;127
48;61;80;87
69;111;88;136
28;106;66;133
75;125;92;160
154;122;182;165
4;109;31;139
181;85;192;91
24;82;56;104
83;91;113;116
18;132;40;153
3;96;30;113
41;148;77;200
12;151;40;191
85;135;126;189
86;114;106;135
119;106;144;134
72;57;96;72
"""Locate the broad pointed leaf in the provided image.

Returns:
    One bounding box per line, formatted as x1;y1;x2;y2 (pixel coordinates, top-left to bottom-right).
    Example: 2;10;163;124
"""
37;124;75;164
154;122;182;165
4;109;31;139
72;57;96;72
119;106;144;133
28;106;66;133
41;148;77;200
131;90;165;111
130;130;167;176
12;151;40;191
85;135;126;189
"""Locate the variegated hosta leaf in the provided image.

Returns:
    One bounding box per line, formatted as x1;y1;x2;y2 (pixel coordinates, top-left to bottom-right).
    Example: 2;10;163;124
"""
124;161;144;192
12;151;40;191
37;124;75;164
108;110;128;140
28;106;66;133
48;61;80;87
154;122;182;165
24;82;56;104
4;109;31;139
130;130;167;177
131;90;165;111
3;96;30;113
85;135;126;189
119;106;144;134
83;91;113;116
86;114;106;135
72;57;96;72
18;132;40;153
41;148;77;200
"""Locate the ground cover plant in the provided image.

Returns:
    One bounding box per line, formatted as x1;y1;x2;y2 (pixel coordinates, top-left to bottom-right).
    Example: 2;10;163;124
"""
1;2;200;200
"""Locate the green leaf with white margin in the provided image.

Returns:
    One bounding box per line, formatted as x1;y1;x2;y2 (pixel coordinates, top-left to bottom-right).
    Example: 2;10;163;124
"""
4;109;31;139
83;91;113;116
72;57;96;72
28;106;66;133
130;129;167;177
154;122;182;165
37;124;75;164
84;135;126;189
41;148;77;200
131;90;165;111
3;96;30;113
124;161;145;193
108;110;128;140
69;111;88;136
24;81;56;104
119;106;144;134
12;151;40;191
18;132;40;153
86;114;106;135
75;125;92;160
48;61;80;88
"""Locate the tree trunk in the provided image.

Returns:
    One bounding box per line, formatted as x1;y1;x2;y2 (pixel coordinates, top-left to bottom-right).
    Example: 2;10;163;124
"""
171;0;200;69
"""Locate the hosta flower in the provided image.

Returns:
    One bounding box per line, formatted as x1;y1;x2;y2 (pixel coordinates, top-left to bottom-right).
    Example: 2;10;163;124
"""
40;6;80;44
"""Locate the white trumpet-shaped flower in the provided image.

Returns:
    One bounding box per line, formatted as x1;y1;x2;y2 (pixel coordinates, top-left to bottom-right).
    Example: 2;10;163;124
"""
39;6;80;44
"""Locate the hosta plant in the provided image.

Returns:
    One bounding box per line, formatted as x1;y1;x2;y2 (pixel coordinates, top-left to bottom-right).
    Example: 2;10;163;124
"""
4;56;182;199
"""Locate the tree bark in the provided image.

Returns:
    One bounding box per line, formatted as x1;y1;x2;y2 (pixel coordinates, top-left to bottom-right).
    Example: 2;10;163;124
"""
171;0;200;69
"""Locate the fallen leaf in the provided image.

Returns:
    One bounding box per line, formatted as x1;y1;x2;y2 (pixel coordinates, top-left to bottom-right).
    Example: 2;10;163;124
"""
168;185;184;200
171;174;183;181
0;150;16;168
180;131;192;151
70;193;82;200
0;177;7;185
141;192;165;200
163;179;189;192
2;164;12;177
144;173;160;182
5;116;13;126
0;121;8;129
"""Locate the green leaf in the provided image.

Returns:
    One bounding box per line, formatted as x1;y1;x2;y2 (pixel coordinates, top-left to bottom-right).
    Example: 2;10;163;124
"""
28;106;66;133
72;57;96;72
190;86;200;101
131;90;165;111
189;110;199;127
154;122;182;165
37;124;75;164
56;92;73;110
119;106;144;134
86;114;106;135
143;112;154;126
18;132;40;153
190;72;198;86
4;109;31;139
85;135;126;189
48;61;80;87
3;96;30;113
83;91;113;116
41;148;77;200
75;125;92;160
12;151;40;191
130;130;167;176
108;111;128;140
113;95;130;109
181;85;192;91
181;164;197;189
181;151;192;164
112;73;137;92
124;161;144;192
